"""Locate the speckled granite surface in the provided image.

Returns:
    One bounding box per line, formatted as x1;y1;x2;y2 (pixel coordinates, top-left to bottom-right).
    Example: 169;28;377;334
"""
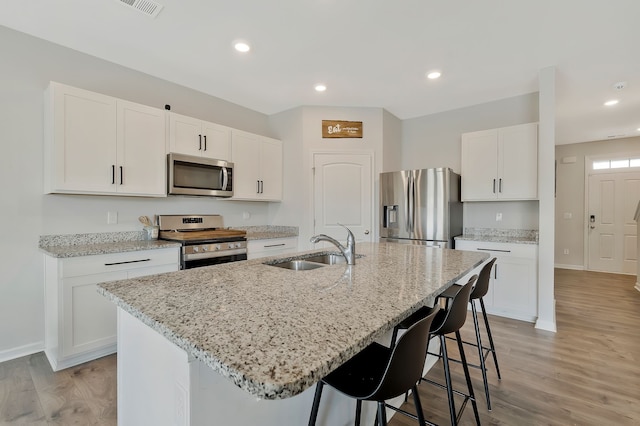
455;227;538;245
97;242;487;400
39;232;181;258
233;225;299;240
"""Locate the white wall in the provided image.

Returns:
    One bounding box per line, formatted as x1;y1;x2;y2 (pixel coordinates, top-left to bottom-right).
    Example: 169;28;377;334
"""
0;25;276;359
555;136;640;268
401;92;540;230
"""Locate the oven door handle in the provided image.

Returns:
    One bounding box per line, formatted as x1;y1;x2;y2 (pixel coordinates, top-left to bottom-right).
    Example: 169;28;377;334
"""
183;248;247;261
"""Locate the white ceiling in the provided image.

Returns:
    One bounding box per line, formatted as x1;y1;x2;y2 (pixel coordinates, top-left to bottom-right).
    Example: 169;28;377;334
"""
1;0;639;145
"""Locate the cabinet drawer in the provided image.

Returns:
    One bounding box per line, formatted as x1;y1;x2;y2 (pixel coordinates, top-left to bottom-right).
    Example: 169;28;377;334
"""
247;237;298;260
59;248;179;278
455;240;537;259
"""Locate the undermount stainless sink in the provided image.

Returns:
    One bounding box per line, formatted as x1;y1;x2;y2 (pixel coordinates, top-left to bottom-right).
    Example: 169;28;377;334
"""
265;252;360;270
269;260;326;271
303;254;347;265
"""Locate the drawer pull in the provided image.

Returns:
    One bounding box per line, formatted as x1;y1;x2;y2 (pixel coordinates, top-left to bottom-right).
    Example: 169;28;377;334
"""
263;243;286;248
477;248;511;253
104;258;151;266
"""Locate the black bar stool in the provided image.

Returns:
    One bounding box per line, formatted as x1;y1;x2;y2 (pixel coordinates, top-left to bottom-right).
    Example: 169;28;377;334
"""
439;258;501;410
308;307;440;426
393;275;481;426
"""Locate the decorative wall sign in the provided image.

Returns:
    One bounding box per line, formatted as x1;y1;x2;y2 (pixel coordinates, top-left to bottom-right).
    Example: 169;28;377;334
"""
322;120;363;138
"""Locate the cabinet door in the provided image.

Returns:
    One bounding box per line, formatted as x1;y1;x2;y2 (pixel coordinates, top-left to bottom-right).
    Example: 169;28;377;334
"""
169;113;203;156
62;271;124;357
461;129;498;201
259;138;283;200
117;100;167;196
231;130;261;199
49;83;117;193
492;255;537;319
498;123;538;200
202;121;231;161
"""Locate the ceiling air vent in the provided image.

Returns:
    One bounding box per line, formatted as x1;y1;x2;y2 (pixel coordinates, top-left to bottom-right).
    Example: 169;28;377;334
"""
116;0;164;18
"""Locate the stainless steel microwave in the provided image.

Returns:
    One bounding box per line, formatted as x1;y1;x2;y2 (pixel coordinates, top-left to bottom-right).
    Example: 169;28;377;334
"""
167;153;234;197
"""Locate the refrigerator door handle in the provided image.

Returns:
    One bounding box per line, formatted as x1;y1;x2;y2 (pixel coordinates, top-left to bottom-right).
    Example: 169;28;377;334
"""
405;173;412;233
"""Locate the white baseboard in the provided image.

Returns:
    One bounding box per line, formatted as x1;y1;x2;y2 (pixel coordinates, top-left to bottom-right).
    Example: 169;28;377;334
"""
554;263;585;270
0;341;44;363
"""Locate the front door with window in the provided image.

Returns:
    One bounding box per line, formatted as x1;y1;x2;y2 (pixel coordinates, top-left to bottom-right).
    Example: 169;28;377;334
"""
588;170;640;274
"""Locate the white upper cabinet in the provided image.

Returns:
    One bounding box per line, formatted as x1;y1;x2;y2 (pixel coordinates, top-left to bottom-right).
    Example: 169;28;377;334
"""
231;130;283;201
461;122;538;201
117;100;166;196
44;82;166;197
168;112;231;161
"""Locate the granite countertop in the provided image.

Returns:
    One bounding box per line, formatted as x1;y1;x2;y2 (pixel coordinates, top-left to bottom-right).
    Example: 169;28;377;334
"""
39;231;181;258
234;225;299;241
455;227;539;245
97;242;487;400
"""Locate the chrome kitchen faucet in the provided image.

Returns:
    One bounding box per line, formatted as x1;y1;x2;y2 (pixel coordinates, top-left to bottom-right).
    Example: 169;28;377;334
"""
310;224;356;265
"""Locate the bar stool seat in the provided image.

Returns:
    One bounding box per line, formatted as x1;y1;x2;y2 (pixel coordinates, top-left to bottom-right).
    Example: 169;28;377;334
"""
438;258;501;410
308;307;440;426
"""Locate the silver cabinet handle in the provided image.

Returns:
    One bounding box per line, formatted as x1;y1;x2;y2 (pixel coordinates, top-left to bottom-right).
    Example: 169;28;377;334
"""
264;243;286;248
364;230;370;235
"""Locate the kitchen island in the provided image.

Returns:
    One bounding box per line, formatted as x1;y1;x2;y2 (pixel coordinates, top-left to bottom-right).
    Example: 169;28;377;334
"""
98;242;487;425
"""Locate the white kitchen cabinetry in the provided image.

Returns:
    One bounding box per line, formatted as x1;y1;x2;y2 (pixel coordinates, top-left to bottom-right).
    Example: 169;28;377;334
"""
168;112;231;161
231;130;283;201
44;82;167;197
455;240;538;322
247;237;298;260
461;122;538;201
44;247;179;371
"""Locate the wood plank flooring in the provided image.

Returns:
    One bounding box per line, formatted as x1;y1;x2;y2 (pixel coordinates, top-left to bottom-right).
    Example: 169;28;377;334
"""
0;352;116;425
389;269;640;425
0;269;638;425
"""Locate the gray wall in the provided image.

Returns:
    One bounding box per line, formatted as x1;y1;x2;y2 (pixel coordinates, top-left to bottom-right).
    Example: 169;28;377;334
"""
401;93;540;230
269;106;398;247
0;25;276;358
555;136;640;268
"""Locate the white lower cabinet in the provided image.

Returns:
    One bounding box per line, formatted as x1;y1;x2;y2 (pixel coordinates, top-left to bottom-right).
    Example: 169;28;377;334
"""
247;237;298;260
44;247;179;371
455;240;538;322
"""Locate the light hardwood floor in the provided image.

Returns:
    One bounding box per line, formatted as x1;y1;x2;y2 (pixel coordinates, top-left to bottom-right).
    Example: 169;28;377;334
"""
1;269;638;425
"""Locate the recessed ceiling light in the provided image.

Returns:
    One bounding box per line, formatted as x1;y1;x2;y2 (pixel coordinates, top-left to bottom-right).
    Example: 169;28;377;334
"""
315;84;327;92
426;71;441;79
604;99;619;106
234;42;250;53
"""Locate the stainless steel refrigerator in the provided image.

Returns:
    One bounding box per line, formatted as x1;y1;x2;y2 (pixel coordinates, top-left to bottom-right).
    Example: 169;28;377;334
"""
380;168;462;247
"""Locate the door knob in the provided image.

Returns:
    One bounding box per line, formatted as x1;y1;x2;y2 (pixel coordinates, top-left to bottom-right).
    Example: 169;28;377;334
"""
590;225;595;229
364;230;370;235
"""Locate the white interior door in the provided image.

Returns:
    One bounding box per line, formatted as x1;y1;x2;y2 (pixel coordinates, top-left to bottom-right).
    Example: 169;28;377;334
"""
313;153;373;245
588;172;640;274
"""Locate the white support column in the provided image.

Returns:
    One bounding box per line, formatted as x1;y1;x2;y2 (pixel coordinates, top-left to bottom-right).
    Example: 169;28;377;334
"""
536;66;557;332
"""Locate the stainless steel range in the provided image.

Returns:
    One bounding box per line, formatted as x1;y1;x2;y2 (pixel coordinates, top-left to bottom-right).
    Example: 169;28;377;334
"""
157;214;247;269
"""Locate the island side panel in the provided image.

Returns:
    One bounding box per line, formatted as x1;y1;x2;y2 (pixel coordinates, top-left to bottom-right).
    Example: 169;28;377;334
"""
118;308;192;426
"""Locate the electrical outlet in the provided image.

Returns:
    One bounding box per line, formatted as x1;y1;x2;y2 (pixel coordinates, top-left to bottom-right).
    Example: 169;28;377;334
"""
107;211;118;225
563;249;569;255
496;213;503;222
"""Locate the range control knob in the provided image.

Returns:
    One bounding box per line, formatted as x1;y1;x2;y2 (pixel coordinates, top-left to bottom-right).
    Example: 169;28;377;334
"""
215;244;221;250
193;246;199;253
202;246;208;252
